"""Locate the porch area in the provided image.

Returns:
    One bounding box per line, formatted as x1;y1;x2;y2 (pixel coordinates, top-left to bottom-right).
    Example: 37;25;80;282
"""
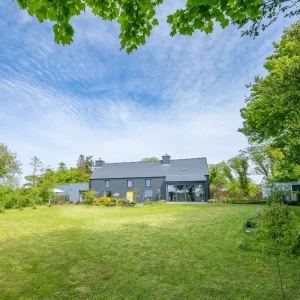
165;175;208;203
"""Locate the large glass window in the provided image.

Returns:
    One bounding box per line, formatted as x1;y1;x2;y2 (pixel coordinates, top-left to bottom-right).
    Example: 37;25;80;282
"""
186;185;195;201
105;180;110;188
195;184;204;201
144;190;153;200
127;180;133;188
176;185;186;201
167;184;205;202
145;179;151;187
167;185;176;202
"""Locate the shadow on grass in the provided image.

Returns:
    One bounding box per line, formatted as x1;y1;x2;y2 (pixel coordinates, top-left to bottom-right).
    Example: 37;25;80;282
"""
1;220;300;300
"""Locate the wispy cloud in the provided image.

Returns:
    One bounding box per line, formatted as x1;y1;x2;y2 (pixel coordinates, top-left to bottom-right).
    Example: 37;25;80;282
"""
0;0;296;178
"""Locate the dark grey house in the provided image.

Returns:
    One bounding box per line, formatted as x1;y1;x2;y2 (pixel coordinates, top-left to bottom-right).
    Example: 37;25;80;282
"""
90;155;210;203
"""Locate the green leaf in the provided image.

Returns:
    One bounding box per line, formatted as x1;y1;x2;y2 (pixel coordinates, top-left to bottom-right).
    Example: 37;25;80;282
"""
152;18;159;26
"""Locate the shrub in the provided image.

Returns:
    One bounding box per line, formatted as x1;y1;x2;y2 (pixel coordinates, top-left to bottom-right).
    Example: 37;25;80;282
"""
259;204;299;256
0;191;31;209
82;190;98;205
222;197;233;204
144;199;153;205
98;196;113;203
94;197;120;206
122;199;136;207
241;204;300;256
157;200;166;204
0;206;5;213
208;199;216;204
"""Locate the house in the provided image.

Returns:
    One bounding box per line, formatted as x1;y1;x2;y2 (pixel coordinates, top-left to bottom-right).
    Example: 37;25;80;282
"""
90;155;210;203
55;183;89;203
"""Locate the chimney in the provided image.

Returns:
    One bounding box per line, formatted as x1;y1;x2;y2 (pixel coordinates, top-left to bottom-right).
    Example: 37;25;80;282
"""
95;158;105;168
162;154;171;165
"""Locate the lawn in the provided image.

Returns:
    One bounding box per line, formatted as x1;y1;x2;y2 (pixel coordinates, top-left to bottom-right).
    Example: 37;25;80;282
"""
0;204;299;300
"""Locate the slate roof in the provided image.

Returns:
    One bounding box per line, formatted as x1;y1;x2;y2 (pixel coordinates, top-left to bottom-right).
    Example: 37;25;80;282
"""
165;174;207;182
90;158;208;180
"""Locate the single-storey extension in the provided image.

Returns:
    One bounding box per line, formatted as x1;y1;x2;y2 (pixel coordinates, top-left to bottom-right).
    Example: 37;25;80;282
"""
90;155;210;203
55;183;89;203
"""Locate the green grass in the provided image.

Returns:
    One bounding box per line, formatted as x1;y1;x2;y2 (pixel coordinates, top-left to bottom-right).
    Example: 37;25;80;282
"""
0;204;299;300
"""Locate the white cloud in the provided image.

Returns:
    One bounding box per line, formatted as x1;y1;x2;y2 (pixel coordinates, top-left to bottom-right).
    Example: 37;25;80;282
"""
0;0;297;179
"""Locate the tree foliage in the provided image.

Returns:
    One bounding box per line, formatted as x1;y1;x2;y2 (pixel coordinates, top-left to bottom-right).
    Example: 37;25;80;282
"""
141;157;159;162
243;144;284;181
239;21;300;181
0;143;21;184
76;154;94;174
0;149;95;208
24;156;43;188
228;154;251;197
13;0;300;53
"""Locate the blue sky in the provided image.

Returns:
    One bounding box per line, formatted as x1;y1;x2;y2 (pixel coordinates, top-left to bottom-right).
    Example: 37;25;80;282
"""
0;0;296;178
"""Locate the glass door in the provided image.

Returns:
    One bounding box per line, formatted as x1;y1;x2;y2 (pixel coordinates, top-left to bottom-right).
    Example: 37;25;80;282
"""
176;185;186;201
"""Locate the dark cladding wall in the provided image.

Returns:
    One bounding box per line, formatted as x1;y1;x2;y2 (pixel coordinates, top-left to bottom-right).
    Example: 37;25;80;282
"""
90;177;166;203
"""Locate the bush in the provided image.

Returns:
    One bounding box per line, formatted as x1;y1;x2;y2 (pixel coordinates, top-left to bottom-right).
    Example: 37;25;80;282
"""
0;206;5;213
122;199;136;207
98;196;114;203
94;196;116;206
208;199;216;204
0;192;31;209
82;190;97;205
241;204;300;256
259;204;299;256
157;200;166;204
144;199;153;205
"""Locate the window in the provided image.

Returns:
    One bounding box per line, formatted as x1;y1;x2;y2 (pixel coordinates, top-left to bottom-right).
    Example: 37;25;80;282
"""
144;190;153;200
105;180;110;188
145;179;151;187
181;166;187;171
127;180;133;188
103;191;112;197
166;184;205;202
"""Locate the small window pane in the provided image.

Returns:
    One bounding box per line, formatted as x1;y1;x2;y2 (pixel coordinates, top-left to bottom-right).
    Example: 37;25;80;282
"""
144;190;153;200
181;166;187;171
145;179;151;187
127;180;133;188
105;180;110;188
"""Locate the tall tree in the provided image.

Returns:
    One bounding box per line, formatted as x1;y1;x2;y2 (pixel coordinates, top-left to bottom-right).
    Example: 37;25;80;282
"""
243;144;284;181
37;168;57;201
141;157;159;162
24;156;43;188
57;162;67;171
76;154;94;174
239;21;300;181
209;162;234;199
228;155;251;197
12;0;299;53
0;143;21;184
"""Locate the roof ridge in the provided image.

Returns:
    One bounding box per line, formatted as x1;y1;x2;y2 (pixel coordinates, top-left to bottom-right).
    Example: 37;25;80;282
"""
98;157;207;165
